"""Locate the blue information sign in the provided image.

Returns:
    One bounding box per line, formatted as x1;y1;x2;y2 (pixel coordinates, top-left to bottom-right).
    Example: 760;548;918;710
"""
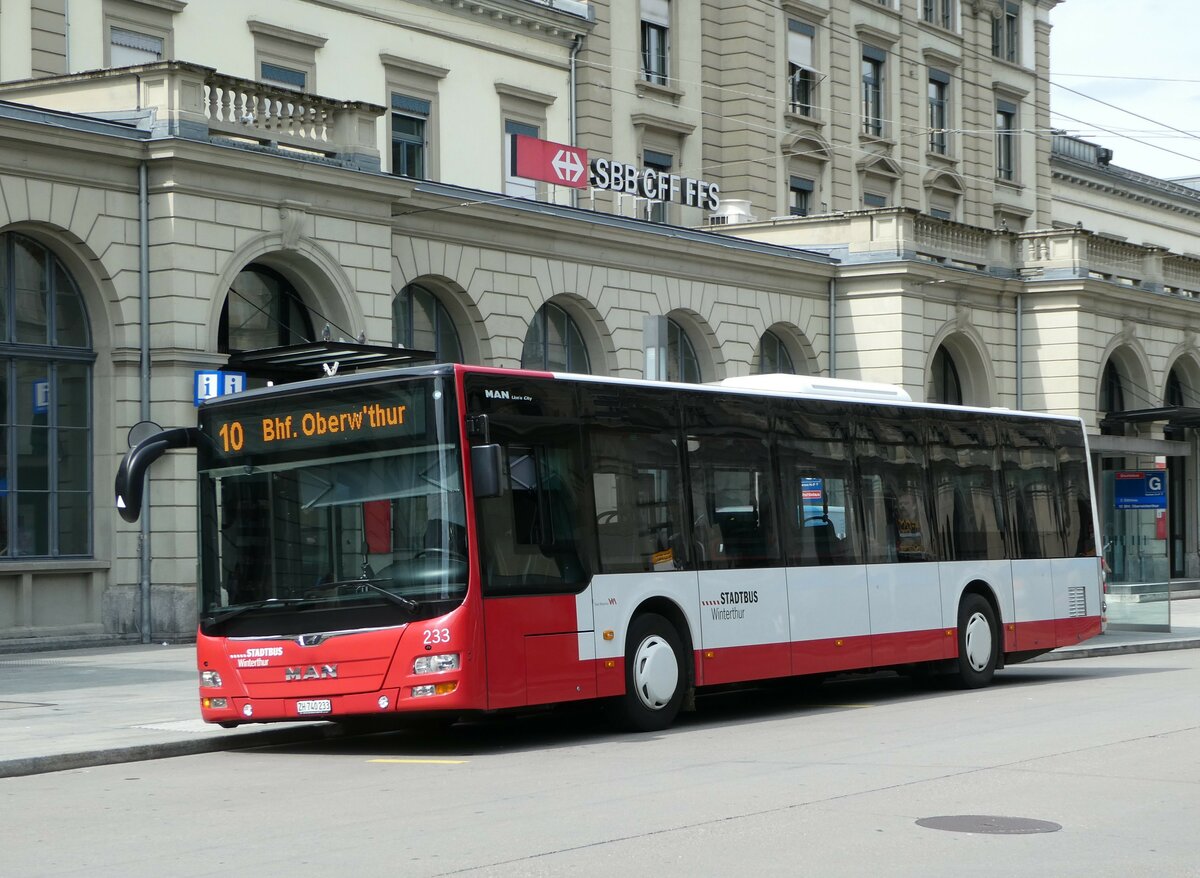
1113;470;1167;510
194;370;247;406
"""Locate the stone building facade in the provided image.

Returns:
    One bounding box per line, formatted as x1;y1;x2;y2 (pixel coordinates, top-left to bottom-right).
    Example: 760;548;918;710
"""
0;0;1197;647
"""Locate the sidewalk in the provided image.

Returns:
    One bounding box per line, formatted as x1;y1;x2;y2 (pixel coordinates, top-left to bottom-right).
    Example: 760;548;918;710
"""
2;600;1199;780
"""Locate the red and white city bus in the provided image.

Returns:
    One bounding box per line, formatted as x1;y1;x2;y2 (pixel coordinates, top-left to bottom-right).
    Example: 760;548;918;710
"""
115;363;1103;732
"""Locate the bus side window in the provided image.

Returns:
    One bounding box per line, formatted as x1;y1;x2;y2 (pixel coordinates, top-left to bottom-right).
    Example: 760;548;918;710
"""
928;419;1004;562
854;415;934;564
774;405;859;567
1001;422;1066;560
589;431;685;573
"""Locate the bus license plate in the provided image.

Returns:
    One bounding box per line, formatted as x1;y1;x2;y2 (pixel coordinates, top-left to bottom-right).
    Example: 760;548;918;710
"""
296;699;332;715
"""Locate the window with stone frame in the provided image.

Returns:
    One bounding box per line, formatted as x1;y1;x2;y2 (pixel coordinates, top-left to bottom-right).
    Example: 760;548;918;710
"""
248;20;325;93
641;0;670;85
0;233;94;558
103;0;181;67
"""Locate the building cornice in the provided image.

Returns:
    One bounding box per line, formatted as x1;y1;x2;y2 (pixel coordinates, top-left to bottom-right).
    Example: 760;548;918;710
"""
1053;161;1200;220
299;0;593;44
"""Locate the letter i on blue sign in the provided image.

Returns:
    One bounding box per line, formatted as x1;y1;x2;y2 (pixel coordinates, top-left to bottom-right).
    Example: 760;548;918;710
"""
222;372;246;395
195;371;219;403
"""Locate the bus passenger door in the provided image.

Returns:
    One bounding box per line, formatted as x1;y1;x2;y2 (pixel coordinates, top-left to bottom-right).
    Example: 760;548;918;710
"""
465;375;598;710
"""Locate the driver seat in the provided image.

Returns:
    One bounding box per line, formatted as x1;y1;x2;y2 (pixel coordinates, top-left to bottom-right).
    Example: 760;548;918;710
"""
424;519;467;556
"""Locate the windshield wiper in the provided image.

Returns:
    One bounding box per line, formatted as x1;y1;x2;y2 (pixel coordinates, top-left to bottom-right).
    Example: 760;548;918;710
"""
203;597;304;628
306;577;420;611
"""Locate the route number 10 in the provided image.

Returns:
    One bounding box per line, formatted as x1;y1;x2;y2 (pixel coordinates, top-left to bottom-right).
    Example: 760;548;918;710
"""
219;420;245;453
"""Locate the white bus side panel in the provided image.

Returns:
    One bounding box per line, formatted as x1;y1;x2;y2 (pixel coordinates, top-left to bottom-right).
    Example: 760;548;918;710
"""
696;569;790;649
936;560;1015;631
1010;559;1056;651
585;571;703;662
785;565;870;640
866;562;943;635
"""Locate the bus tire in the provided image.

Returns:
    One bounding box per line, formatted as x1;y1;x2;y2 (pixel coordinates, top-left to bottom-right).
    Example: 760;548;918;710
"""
616;613;686;732
956;593;998;688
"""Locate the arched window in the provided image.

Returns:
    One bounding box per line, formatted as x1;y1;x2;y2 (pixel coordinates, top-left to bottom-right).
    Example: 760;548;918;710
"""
758;330;795;374
930;345;963;405
218;264;314;353
393;281;462;363
1165;369;1185;441
521;302;590;373
668;318;700;383
0;233;93;557
1099;361;1126;436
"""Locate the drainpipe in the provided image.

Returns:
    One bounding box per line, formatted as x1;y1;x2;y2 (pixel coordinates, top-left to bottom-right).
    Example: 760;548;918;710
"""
569;34;583;209
138;160;152;644
828;276;837;378
1015;292;1023;410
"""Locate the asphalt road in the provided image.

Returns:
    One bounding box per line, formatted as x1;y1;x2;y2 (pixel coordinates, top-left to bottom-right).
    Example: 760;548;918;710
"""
2;650;1197;878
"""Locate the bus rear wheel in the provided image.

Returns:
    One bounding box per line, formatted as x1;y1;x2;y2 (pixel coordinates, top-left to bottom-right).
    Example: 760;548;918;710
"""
956;593;998;688
616;613;686;732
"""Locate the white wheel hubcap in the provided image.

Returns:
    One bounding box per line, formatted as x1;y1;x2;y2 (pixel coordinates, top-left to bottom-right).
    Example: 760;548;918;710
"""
632;634;679;710
963;611;993;673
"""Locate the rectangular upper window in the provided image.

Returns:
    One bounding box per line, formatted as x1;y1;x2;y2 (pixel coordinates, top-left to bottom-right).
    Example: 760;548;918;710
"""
641;0;670;85
996;99;1018;181
992;1;1020;63
505;119;540;199
789;175;813;217
922;0;955;30
643;149;673;223
861;46;886;138
928;69;950;155
110;27;163;66
787;20;817;117
391;94;430;180
260;62;307;91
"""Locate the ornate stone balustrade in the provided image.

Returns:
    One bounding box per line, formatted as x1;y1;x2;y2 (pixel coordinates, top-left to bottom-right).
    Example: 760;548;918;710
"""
912;215;992;269
1164;255;1200;298
0;61;385;171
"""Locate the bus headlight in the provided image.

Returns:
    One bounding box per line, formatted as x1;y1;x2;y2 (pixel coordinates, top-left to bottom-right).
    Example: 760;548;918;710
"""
413;653;459;675
200;670;223;688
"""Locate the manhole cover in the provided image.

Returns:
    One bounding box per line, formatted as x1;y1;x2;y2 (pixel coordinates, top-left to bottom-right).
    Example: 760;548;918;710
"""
916;815;1062;835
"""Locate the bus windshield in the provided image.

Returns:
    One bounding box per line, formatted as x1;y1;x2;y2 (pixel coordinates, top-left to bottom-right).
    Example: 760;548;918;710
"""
196;374;466;637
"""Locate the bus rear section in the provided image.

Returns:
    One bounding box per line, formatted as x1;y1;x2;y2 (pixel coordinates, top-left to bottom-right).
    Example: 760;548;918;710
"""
462;370;1102;731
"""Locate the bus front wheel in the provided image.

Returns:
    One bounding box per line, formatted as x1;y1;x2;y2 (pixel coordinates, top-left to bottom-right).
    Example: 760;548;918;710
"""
956;593;999;688
616;613;686;732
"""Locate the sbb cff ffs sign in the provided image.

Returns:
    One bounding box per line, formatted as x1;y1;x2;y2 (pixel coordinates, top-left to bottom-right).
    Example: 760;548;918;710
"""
513;134;721;210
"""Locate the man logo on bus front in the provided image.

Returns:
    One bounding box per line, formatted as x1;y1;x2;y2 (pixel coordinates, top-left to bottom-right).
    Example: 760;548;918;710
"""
285;664;338;681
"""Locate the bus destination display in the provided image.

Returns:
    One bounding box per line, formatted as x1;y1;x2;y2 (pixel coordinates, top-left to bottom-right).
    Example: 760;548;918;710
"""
209;391;425;459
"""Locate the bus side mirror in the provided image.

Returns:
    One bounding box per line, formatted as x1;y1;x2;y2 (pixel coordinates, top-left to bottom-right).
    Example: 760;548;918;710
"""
471;444;504;499
115;427;201;523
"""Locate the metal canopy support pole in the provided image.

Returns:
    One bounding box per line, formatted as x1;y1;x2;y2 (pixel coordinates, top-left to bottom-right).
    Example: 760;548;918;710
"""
1016;293;1023;411
828;276;837;378
643;315;669;381
138;160;152;645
